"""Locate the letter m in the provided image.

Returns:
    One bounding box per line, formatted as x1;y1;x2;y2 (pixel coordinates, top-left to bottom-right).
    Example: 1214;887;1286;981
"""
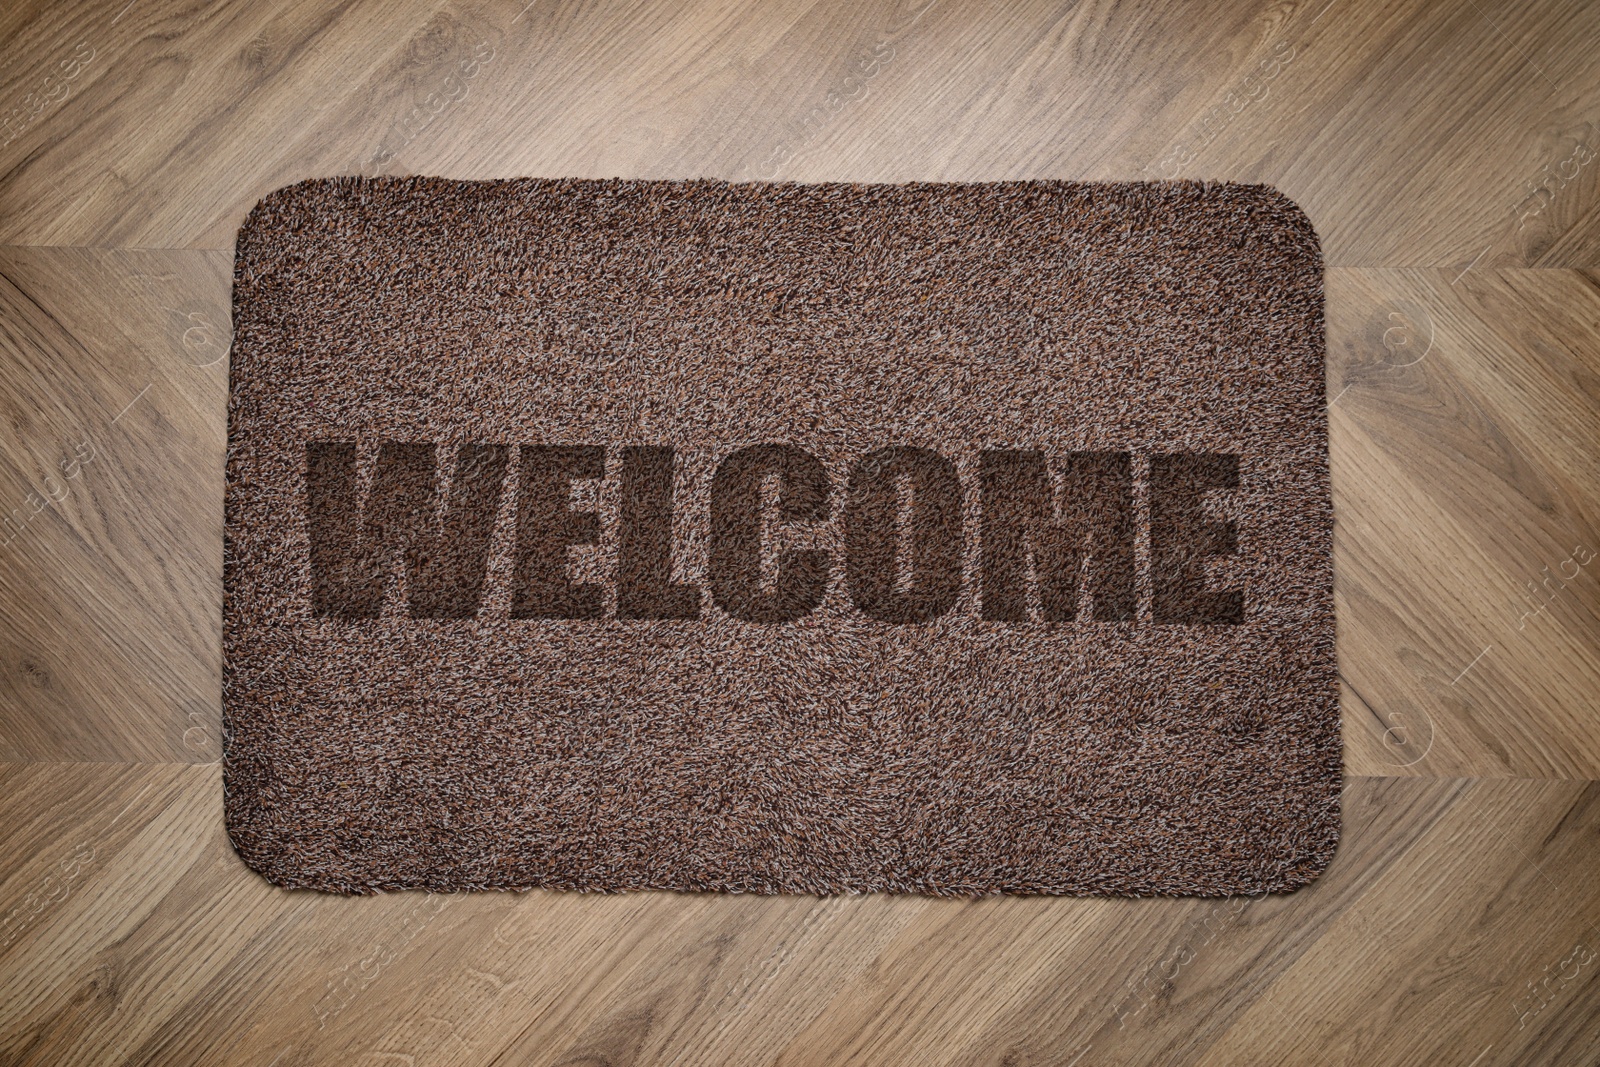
980;449;1135;623
305;441;509;618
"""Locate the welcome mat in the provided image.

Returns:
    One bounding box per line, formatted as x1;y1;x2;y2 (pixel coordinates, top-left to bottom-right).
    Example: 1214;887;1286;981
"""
224;177;1337;896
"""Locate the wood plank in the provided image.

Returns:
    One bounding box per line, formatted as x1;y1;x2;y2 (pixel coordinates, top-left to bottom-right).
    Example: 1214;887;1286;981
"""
0;0;1597;263
1328;268;1600;776
1;768;1595;1064
0;248;226;762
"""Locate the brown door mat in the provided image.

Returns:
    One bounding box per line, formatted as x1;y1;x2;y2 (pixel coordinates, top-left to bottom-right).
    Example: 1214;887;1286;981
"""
224;177;1337;896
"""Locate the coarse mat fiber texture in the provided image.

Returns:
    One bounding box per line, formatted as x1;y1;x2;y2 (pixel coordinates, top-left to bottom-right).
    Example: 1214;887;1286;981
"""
224;176;1338;897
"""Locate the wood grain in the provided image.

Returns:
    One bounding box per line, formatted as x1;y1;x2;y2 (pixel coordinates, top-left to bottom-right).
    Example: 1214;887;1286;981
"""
1;0;1597;1062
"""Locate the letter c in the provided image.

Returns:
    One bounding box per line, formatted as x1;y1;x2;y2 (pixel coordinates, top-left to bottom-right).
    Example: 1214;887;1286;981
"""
708;444;831;622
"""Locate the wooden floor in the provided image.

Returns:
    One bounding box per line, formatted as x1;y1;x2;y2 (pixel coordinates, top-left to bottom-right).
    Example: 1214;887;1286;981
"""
3;0;1599;1062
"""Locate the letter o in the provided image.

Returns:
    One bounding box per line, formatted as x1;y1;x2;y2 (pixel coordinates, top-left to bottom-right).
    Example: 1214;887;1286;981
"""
845;446;962;623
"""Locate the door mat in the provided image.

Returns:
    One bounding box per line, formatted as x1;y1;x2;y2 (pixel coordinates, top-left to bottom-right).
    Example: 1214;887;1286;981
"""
224;177;1337;896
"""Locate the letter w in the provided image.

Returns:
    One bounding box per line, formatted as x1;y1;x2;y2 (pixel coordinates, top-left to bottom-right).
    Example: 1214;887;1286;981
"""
305;441;509;618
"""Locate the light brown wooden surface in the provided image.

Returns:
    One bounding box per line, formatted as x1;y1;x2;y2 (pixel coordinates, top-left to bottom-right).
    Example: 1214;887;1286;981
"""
2;0;1598;1063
